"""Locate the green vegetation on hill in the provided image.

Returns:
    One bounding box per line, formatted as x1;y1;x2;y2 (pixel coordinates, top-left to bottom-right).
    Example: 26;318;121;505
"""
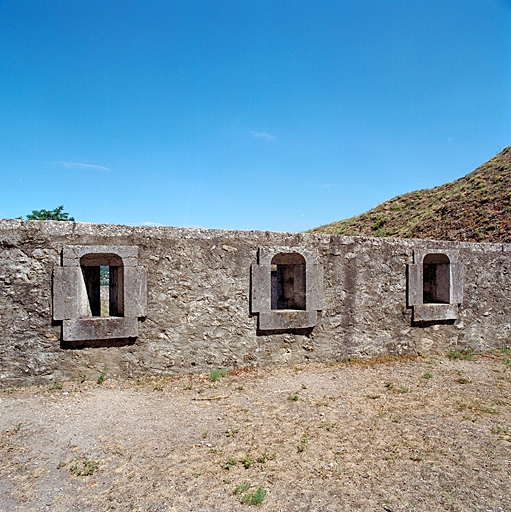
311;146;511;243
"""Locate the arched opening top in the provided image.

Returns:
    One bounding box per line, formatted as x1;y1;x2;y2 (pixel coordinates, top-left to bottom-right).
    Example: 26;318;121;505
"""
271;252;306;310
80;253;124;267
271;253;306;266
423;253;450;304
423;253;450;265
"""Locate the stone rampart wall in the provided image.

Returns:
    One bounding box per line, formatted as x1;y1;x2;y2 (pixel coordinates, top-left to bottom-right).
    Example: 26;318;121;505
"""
0;219;510;386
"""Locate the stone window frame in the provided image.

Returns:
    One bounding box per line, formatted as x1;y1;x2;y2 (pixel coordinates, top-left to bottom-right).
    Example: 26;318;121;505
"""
251;247;323;330
53;246;147;341
407;249;463;323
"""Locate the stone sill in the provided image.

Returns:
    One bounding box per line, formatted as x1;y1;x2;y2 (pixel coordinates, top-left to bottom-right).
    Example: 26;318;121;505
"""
413;304;459;322
63;317;138;341
258;310;318;330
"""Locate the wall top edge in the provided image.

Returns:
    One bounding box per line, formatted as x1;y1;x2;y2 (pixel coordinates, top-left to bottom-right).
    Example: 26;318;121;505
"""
0;218;509;251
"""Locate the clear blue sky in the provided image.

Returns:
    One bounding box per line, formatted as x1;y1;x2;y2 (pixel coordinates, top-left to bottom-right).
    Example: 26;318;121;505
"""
1;0;510;232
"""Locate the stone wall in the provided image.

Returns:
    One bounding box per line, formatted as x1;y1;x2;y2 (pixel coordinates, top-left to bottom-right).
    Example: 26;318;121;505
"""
0;219;510;387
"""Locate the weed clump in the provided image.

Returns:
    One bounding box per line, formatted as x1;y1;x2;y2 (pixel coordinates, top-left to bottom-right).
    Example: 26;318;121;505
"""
243;487;266;505
225;458;238;470
447;348;473;360
297;429;309;453
70;458;97;476
234;484;266;505
242;456;253;469
209;369;227;382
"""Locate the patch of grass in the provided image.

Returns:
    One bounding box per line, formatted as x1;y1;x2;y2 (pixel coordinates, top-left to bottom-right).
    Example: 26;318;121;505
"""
423;372;433;380
243;487;266;506
13;422;22;432
183;382;193;390
70;458;97;476
457;377;469;384
242;456;253;469
499;347;511;354
287;394;299;401
225;457;238;470
366;393;381;399
319;423;336;432
225;428;239;437
234;484;267;506
256;452;276;464
384;381;411;394
153;384;163;391
457;400;498;415
202;431;208;439
503;358;511;368
491;425;509;435
97;372;106;384
298;429;309;453
234;483;250;495
236;385;244;390
209;369;227;382
447;348;473;360
49;381;63;390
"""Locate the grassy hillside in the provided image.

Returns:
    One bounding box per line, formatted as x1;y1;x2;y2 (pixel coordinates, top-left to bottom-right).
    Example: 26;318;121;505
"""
311;146;511;243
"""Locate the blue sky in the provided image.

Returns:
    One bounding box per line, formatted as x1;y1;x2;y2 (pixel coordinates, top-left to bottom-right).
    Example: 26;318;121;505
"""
1;0;510;232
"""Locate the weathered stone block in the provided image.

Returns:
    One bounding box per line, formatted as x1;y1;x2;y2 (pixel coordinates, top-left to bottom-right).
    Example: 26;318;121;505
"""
407;263;422;306
451;263;464;303
251;264;271;313
53;267;90;320
413;304;459;322
258;246;318;266
124;266;147;317
258;311;318;330
63;317;138;341
306;264;323;311
63;245;139;267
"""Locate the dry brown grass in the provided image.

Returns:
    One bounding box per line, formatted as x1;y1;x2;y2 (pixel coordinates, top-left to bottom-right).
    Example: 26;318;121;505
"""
1;352;511;511
311;145;511;243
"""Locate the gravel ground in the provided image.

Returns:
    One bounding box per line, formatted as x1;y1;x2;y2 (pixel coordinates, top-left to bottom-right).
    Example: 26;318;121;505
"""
1;352;511;512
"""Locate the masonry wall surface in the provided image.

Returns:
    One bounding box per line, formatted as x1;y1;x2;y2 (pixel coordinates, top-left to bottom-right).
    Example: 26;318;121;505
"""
0;219;510;387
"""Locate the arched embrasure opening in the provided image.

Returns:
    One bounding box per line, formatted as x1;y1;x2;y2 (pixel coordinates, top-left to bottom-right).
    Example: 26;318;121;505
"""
271;253;306;310
423;253;450;304
80;253;124;317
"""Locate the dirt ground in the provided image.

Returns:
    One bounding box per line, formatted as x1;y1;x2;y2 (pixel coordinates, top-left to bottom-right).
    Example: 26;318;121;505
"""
1;352;511;512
